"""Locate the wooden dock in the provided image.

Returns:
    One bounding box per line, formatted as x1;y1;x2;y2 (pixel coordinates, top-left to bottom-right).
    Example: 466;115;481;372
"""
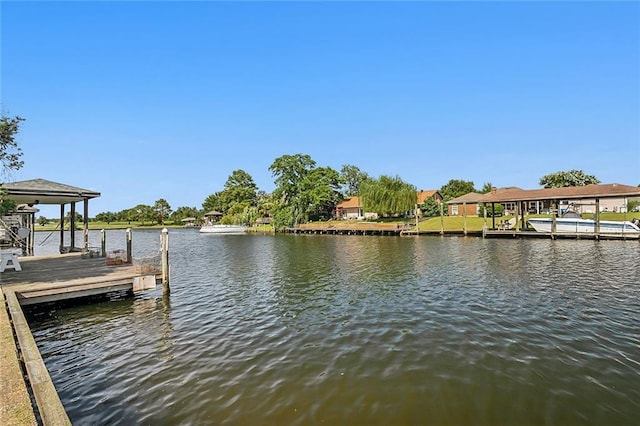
1;253;161;305
286;222;411;235
483;229;640;240
284;222;639;240
1;252;165;425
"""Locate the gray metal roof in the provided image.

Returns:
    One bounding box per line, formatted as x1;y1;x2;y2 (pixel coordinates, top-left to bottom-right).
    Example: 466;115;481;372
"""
1;178;100;205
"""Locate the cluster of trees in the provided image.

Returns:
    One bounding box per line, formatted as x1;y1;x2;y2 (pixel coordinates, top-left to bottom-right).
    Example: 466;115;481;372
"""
4;113;630;230
42;160;618;230
0;115;25;215
94;199;179;225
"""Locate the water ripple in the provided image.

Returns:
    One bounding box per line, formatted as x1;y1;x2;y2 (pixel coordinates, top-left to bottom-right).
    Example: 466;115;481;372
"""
25;231;640;425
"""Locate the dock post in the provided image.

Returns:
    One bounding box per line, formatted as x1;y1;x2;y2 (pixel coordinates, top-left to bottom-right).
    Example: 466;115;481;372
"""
595;198;601;239
439;202;444;235
463;202;468;235
483;203;487;232
101;229;106;257
161;228;170;293
59;204;65;253
126;228;132;264
551;200;557;239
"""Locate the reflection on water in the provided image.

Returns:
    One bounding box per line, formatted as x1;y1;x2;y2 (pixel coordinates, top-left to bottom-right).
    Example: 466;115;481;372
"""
27;230;640;425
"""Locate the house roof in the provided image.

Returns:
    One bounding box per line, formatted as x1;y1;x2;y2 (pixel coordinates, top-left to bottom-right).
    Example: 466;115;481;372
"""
448;192;484;204
479;183;640;203
417;190;441;204
1;178;100;205
336;197;361;209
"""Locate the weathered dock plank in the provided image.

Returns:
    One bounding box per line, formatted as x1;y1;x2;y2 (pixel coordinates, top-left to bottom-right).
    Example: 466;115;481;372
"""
0;252;163;424
5;290;71;425
0;288;38;426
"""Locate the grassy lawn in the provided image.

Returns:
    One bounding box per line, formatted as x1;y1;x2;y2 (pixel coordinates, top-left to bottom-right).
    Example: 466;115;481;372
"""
418;212;639;232
419;216;492;232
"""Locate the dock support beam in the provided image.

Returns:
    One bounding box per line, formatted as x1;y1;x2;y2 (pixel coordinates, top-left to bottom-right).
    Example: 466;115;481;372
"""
161;228;170;294
83;198;89;251
70;202;76;250
126;228;132;264
101;229;106;257
59;204;65;253
463;202;468;235
595;198;601;238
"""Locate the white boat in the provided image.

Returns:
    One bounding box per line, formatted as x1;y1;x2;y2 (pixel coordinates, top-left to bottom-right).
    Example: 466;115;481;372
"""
199;224;247;234
527;217;640;234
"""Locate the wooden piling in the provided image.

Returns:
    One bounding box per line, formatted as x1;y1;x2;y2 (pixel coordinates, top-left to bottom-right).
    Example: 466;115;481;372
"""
463;202;468;235
161;228;170;293
100;229;106;257
126;228;132;264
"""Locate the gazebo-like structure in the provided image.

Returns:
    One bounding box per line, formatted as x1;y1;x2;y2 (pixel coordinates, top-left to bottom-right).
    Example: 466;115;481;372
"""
1;178;100;255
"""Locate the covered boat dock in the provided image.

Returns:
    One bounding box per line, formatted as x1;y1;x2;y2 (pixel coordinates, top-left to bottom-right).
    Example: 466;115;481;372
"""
1;178;100;255
479;183;640;239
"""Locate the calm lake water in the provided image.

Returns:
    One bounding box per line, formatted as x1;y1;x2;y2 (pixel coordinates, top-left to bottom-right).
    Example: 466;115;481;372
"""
26;229;640;425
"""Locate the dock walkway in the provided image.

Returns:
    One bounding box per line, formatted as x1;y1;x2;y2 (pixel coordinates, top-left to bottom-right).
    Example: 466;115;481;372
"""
1;253;163;425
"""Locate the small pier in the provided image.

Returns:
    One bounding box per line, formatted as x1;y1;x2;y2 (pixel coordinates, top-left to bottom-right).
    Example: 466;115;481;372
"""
1;231;170;425
286;222;411;236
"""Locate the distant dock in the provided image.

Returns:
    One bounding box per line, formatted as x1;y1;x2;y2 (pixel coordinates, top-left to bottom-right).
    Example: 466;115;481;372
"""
284;221;639;240
286;222;411;236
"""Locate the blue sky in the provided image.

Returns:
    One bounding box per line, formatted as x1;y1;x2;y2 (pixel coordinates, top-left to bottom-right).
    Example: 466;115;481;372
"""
2;1;639;217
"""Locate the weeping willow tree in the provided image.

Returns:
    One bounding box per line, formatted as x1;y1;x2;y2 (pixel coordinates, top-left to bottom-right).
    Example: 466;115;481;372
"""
360;175;417;216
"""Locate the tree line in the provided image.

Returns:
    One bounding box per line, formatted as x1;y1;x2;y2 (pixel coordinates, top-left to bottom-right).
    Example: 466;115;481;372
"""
2;115;613;230
84;158;605;231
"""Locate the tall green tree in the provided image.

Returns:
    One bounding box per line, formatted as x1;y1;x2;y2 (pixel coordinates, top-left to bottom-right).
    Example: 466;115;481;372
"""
440;179;476;201
153;199;172;224
0;115;25;215
360;175;416;216
269;154;343;228
480;182;493;194
420;197;440;217
202;192;223;213
132;204;155;225
0;115;25;175
269;154;317;227
170;206;199;222
255;190;273;218
539;170;600;188
95;211;118;224
340;164;371;196
302;166;343;221
202;170;258;221
219;169;258;212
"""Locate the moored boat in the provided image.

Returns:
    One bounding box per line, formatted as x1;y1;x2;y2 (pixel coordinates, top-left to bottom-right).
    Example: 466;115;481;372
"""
199;224;247;234
527;217;640;234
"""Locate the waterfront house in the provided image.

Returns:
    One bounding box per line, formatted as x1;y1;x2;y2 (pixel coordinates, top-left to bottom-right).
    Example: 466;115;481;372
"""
417;190;443;205
478;183;640;216
447;192;483;216
335;197;378;220
337;190;443;220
